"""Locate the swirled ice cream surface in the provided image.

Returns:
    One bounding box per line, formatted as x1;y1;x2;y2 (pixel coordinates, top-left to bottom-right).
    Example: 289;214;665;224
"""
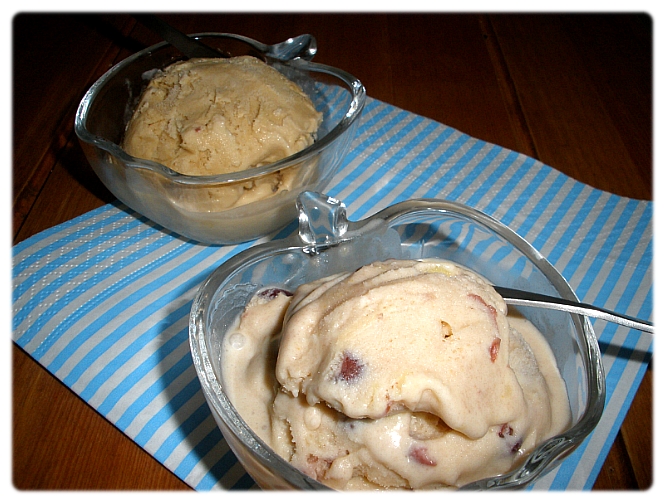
123;55;322;176
222;259;571;489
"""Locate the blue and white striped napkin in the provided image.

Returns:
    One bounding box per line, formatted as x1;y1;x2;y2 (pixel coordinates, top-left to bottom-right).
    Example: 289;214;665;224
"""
12;96;653;490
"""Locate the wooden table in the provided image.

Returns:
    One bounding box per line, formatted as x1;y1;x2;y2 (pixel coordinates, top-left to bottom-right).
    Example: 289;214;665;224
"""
12;13;652;490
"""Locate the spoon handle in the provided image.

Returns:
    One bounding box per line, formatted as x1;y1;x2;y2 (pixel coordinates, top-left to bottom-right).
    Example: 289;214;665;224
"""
134;14;223;59
494;286;653;334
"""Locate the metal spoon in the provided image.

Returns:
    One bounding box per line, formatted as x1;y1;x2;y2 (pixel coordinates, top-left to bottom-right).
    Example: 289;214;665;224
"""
134;14;317;61
222;32;317;61
495;286;653;333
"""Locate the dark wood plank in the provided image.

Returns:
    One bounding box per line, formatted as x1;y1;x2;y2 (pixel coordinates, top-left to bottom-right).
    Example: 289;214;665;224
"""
618;367;653;489
14;134;114;243
383;14;521;152
592;426;639;489
12;14;137;240
478;14;538;158
558;13;652;189
488;14;651;200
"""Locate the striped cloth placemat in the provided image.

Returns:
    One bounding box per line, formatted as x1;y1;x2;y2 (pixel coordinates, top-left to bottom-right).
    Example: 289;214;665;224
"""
12;96;653;490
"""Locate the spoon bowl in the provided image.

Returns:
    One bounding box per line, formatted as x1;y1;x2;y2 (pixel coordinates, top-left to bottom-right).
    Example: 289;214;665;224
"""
222;32;317;61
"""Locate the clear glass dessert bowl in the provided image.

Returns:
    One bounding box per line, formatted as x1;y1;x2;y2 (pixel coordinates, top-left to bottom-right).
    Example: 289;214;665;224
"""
189;191;606;490
75;34;366;244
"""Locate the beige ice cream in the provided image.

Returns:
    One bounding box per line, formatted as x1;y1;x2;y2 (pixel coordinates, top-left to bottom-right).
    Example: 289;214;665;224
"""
122;56;322;211
222;259;571;489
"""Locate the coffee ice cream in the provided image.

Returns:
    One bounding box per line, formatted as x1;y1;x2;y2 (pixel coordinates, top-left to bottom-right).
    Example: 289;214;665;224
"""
122;56;322;211
123;55;321;175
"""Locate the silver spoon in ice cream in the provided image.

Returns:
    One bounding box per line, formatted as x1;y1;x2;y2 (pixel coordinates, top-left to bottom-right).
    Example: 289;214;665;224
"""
134;14;317;61
494;286;653;333
222;32;317;61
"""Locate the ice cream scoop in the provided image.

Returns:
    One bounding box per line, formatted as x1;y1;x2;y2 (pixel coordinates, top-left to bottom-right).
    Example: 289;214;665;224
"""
222;259;573;489
121;55;322;177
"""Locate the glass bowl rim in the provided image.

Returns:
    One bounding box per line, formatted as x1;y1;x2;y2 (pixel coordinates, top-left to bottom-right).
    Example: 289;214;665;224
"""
189;194;606;490
74;33;367;187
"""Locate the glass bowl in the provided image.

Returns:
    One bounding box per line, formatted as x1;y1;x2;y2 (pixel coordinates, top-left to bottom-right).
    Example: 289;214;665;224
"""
75;34;366;244
189;191;606;490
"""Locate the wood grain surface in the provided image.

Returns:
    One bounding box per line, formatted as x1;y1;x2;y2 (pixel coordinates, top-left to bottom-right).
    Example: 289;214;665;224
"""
12;13;652;490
